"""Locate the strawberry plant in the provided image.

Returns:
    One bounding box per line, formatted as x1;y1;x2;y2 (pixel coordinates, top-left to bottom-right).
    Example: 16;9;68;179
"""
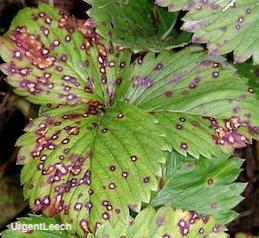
1;1;259;237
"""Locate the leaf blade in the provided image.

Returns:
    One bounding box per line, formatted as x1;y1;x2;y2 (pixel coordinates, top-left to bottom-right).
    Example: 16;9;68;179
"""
153;152;245;224
96;206;228;237
89;0;191;52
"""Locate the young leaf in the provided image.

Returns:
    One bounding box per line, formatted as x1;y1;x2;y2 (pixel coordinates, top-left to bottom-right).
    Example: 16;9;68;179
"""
95;206;228;237
1;214;77;238
118;48;259;158
89;0;191;52
155;0;259;64
152;152;246;224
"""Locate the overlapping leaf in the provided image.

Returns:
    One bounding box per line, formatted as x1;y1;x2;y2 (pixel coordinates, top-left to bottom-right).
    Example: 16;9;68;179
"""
89;0;190;52
155;0;259;64
118;48;259;158
95;206;228;238
1;207;228;238
152;152;246;224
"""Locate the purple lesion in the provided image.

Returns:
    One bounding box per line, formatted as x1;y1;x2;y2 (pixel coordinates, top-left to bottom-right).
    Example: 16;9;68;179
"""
32;151;91;217
189;76;201;89
10;27;55;70
154;63;164;71
206;116;259;148
132;75;153;89
20;80;43;95
156;216;166;226
164;90;173;97
178;219;190;236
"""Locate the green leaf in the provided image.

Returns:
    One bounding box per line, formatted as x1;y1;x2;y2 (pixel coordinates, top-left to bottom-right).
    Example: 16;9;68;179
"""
0;3;131;106
118;47;259;158
95;206;228;237
152;152;246;224
16;102;167;237
155;0;259;64
1;215;76;238
89;0;191;52
235;60;259;97
1;4;259;238
1;208;228;238
155;0;189;12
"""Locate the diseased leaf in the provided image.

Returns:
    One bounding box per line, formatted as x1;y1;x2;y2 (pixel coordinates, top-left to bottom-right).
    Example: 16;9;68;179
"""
89;0;191;52
118;47;259;158
1;208;228;238
95;206;228;238
155;0;189;12
0;3;131;106
17;102;167;237
152;152;246;224
1;214;76;238
1;4;259;238
155;0;259;64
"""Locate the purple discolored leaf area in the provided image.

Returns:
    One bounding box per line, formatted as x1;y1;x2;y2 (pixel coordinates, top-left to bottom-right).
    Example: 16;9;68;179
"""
0;3;131;107
118;48;259;158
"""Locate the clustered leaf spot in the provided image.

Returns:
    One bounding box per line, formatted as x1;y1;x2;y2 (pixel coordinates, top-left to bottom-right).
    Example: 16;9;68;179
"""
207;116;257;148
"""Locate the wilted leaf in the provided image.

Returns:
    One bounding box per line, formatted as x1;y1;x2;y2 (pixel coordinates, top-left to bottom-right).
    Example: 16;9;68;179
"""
96;206;228;238
89;0;191;52
152;152;246;224
155;0;259;64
